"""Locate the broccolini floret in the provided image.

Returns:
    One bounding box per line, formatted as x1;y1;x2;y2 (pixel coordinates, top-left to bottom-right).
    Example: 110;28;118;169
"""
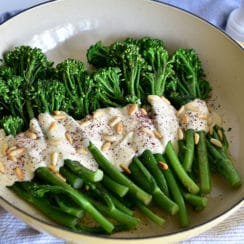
55;58;96;118
92;67;125;107
0;115;24;136
167;48;212;107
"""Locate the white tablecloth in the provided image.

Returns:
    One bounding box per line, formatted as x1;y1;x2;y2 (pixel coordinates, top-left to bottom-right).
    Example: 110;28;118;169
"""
0;0;243;243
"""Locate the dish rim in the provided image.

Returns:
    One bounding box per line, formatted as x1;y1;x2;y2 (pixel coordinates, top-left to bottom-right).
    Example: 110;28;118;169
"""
0;0;243;241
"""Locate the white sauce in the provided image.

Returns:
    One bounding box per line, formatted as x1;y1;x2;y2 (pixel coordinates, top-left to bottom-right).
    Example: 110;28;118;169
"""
0;96;212;189
179;99;209;132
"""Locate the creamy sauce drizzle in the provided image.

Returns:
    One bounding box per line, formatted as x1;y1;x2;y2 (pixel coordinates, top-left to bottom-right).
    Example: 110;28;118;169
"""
0;96;210;188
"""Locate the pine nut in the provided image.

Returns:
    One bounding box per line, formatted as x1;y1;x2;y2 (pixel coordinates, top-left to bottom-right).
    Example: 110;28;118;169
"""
76;148;88;155
65;131;73;144
53;114;66;120
116;122;123;135
158;161;168;170
194;133;200;145
15;167;24;181
25;131;37;140
109;116;121;127
207;115;213;126
49;139;62;146
48;121;57;131
2;143;9;156
217;129;223;141
198;114;208;120
160;96;171;105
128;104;138;115
185;103;199;112
210;138;223;148
142;128;155;137
79;120;91;127
154;130;163;139
101;141;111;151
177;105;185;117
181;114;189;124
93;109;103;119
0;161;5;173
50;152;59;166
103;135;117;142
177;128;184;140
141;107;148;115
120;163;131;174
7;147;26;157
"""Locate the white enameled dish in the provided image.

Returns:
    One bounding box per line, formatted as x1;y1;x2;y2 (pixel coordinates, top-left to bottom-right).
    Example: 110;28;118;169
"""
0;0;243;243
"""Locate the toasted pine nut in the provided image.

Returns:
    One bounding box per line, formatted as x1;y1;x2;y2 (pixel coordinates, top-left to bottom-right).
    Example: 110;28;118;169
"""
120;163;131;174
109;116;121;127
0;161;5;173
15;167;24;181
93;109;103;119
210;138;223;148
154;130;163;139
181;114;189;124
185;103;199;112
50;152;59;166
2;143;9;156
197;114;208;120
103;135;117;142
48;164;58;173
177;105;185;117
48;121;57;131
101;141;111;151
128;104;138;115
177;128;184;140
79;120;91;127
158;161;168;170
25;131;37;140
7;147;26;157
49;139;62;146
209;126;214;135
53;114;66;120
116;122;123;135
142;128;155;137
65;131;73;144
194;133;200;145
217;129;223;141
53;110;62;115
160;96;171;105
76;148;88;155
141;107;148;115
207;115;213;126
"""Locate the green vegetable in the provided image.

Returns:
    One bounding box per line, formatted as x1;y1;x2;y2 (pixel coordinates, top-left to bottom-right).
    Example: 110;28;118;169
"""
8;181;80;229
154;153;189;227
196;131;211;194
167;48;212;107
35;167;115;233
129;156;179;215
88;141;152;205
64;159;104;183
165;141;199;194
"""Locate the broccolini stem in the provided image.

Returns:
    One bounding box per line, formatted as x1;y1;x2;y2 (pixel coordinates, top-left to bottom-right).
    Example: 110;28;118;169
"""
8;182;79;229
139;149;169;196
88;141;152;205
206;139;241;188
154;153;189;227
196;131;211;194
183;129;195;173
165;141;199;194
35;167;114;233
129;157;179;215
64;159;103;182
102;174;129;197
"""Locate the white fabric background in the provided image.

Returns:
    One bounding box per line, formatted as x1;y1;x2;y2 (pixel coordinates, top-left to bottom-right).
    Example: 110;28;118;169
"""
0;0;243;243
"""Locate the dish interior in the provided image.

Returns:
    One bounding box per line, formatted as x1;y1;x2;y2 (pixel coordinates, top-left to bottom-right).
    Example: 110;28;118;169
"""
0;0;243;240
